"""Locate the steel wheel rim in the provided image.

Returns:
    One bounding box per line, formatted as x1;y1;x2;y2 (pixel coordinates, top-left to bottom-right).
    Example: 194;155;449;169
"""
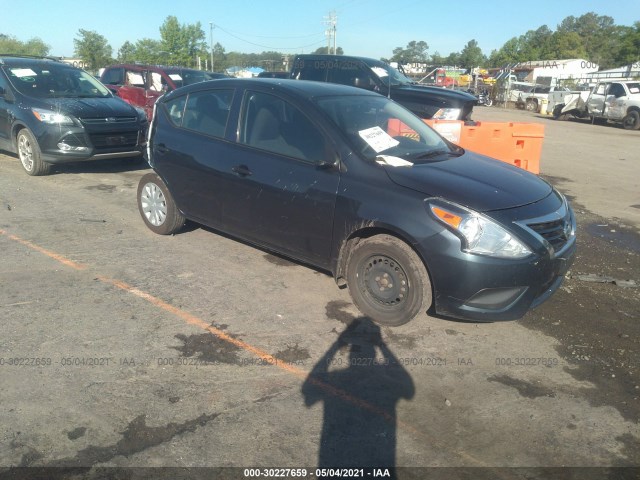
140;182;167;226
18;134;34;171
361;255;409;308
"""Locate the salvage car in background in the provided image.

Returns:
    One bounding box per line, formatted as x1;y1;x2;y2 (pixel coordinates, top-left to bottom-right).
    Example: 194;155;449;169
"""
100;64;227;119
290;54;477;121
0;55;147;176
137;78;576;326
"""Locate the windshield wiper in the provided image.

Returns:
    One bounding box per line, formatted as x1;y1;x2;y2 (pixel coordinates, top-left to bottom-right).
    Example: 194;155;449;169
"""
414;149;463;160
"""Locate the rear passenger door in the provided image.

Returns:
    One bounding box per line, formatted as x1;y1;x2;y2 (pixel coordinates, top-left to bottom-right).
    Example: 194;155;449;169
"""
152;88;236;227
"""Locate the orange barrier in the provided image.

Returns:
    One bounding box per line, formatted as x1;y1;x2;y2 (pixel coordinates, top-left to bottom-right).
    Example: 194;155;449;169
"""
387;119;544;174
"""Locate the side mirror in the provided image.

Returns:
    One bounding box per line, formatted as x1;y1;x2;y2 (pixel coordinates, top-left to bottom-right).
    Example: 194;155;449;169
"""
0;86;14;102
353;77;374;90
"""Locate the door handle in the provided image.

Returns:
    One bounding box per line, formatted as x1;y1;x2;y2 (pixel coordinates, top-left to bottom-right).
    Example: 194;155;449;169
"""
232;165;252;177
155;143;170;154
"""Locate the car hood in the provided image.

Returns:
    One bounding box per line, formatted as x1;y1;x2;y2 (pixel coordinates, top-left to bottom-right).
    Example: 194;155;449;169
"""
393;84;477;104
31;96;139;118
383;151;552;212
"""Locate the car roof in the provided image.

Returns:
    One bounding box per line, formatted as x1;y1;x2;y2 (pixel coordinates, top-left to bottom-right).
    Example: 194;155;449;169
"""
0;55;69;67
162;77;382;101
106;64;208;73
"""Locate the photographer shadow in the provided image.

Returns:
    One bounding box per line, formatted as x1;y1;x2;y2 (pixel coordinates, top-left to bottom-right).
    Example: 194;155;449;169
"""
302;318;415;469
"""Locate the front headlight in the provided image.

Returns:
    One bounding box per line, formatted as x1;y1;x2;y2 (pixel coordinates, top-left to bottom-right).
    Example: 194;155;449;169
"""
432;108;461;120
429;201;532;259
31;108;74;125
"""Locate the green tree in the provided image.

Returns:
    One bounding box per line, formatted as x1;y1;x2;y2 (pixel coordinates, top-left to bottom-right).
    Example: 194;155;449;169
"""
133;38;163;64
457;39;486;68
390;40;429;63
159;16;207;67
73;29;112;72
615;22;640;66
547;31;587;60
117;41;136;63
312;46;344;55
0;34;49;56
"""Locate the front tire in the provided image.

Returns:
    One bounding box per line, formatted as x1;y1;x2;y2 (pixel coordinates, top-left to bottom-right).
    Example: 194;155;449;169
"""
17;129;51;176
346;234;432;326
525;99;538;112
137;172;185;235
622;111;640;130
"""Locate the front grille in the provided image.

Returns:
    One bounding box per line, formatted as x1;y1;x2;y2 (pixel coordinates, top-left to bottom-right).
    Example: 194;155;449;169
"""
89;131;139;149
527;218;569;252
81;117;137;124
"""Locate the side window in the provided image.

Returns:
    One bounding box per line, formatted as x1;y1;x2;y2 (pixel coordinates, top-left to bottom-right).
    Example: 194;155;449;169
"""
101;68;124;85
148;71;166;92
125;69;146;88
182;89;233;138
164;95;188;126
595;84;607;96
240;91;326;163
609;83;625;98
329;61;365;88
292;59;326;82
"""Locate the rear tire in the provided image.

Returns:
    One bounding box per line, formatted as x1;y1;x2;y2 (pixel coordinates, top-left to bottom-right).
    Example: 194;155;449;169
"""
622;111;640;130
525;99;538;112
17;129;51;176
137;172;185;235
346;234;432;326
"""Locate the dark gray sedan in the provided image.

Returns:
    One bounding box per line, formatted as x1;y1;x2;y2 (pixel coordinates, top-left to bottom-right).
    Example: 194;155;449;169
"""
137;78;576;326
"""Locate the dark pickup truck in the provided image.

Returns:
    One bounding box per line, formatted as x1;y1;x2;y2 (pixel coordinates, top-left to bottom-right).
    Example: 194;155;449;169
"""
289;54;477;121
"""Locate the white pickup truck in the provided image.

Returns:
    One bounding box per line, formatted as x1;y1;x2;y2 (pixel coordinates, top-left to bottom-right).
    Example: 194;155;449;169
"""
549;81;640;130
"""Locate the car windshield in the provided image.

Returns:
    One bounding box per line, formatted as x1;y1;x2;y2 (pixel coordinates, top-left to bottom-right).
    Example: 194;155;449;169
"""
362;59;413;87
165;70;218;88
315;94;455;163
5;64;111;98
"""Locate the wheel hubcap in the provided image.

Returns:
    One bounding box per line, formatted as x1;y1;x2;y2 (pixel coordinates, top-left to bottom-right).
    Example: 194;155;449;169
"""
140;182;167;226
18;135;34;171
362;255;408;307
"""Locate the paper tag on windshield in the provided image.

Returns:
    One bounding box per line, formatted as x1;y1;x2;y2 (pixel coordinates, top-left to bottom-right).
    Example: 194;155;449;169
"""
376;155;413;167
371;67;389;78
11;68;37;78
168;74;183;81
358;126;399;153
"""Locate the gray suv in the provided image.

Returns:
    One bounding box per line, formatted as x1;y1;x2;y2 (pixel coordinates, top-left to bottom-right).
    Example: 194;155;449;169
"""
0;55;147;176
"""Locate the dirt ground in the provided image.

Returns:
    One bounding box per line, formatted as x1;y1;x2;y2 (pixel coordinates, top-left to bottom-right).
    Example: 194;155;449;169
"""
0;105;638;480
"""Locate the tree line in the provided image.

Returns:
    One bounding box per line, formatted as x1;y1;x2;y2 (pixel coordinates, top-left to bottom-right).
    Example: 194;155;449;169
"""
1;12;638;73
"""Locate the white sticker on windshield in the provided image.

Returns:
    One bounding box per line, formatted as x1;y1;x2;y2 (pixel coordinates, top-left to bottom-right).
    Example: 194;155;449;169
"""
358;126;399;153
629;87;639;94
168;74;183;81
376;155;413;167
11;68;37;78
371;67;389;78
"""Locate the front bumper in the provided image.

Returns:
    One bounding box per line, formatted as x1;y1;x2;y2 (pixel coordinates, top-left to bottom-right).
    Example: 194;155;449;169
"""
33;121;146;164
418;194;577;322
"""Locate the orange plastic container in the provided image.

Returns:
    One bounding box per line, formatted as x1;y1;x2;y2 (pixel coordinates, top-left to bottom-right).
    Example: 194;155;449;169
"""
423;120;544;174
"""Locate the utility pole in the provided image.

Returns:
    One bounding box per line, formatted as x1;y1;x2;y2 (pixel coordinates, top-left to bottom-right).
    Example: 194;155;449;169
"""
209;22;214;71
323;11;337;54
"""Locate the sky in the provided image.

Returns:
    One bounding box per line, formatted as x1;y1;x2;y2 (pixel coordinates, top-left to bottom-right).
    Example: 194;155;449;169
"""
1;0;639;62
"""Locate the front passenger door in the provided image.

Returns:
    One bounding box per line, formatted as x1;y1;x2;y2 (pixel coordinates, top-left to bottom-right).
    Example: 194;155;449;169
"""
228;90;341;263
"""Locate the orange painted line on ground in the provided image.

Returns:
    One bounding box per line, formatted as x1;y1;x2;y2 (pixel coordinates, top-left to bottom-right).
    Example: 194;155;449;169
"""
1;229;87;271
0;228;423;438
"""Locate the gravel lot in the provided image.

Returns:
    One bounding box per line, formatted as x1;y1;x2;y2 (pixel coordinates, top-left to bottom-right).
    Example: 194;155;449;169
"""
0;105;638;479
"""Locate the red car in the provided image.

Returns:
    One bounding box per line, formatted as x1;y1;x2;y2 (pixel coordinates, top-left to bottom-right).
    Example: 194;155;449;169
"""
100;64;227;119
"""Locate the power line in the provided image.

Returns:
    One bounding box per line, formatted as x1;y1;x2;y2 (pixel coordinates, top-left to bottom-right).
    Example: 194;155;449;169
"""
213;23;326;51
